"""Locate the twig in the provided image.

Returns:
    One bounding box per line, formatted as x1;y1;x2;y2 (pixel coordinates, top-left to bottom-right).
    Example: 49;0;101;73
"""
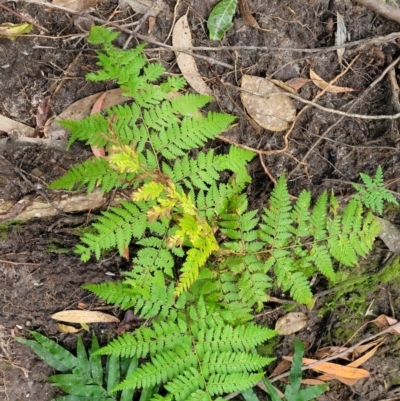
19;0;234;70
0;259;41;266
288;55;400;178
0;3;49;33
269;321;400;383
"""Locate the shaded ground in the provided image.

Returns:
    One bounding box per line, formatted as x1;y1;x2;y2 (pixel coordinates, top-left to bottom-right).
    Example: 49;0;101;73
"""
1;0;400;400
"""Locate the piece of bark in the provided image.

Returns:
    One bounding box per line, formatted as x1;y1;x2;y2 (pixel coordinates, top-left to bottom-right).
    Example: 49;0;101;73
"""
354;0;400;25
0;189;124;222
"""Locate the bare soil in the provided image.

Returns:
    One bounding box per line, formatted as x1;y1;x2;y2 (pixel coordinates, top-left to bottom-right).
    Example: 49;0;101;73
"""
1;1;400;400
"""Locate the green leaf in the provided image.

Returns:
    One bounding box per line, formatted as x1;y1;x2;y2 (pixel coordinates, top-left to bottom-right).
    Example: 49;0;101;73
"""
15;331;77;372
106;355;120;393
240;387;260;401
120;358;139;401
207;0;237;40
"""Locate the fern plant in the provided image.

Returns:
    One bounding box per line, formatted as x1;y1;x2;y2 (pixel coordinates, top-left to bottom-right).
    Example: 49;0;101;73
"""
352;166;398;215
40;26;391;400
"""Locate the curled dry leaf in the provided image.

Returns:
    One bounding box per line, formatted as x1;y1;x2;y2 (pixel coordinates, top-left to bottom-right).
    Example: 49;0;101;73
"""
57;323;82;333
284;77;312;91
310;69;355;93
238;0;271;32
275;312;308;335
371;314;400;334
241;75;296;131
51;310;120;324
336;12;347;66
172;14;213;96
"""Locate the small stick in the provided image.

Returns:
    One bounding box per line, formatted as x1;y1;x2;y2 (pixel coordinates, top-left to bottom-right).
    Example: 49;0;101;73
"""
0;3;49;33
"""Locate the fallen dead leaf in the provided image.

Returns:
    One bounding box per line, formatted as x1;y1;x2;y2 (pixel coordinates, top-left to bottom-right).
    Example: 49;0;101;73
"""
52;0;100;12
291;357;371;380
317;373;359;386
48;88;131;142
336;12;346;66
51;310;120;324
315;346;351;361
310;69;355;93
35;96;53;138
238;0;271;32
241;75;296;131
371;314;400;334
284;77;312;91
172;14;213;96
57;323;82;333
275;312;308;335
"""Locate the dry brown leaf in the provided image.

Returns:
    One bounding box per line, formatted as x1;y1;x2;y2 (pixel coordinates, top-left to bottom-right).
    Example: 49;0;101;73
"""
238;0;271;32
52;0;100;12
348;339;385;368
315;346;351;361
310;69;355;93
57;323;82;333
241;75;296;131
48;88;131;142
51;310;120;324
285;77;312;91
371;314;400;334
172;14;213;96
296;357;370;379
35;96;53;138
269;357;292;377
317;373;359;386
301;378;327;386
275;312;308;335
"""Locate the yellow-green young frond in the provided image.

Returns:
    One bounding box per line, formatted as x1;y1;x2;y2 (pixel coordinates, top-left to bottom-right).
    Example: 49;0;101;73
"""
174;237;218;296
133;182;166;201
108;145;140;173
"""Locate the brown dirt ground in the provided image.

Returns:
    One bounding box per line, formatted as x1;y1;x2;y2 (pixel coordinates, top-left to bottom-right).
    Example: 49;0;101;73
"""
1;0;400;400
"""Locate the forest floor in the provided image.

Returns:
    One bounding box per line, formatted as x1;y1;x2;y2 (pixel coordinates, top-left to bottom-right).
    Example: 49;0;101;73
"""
1;0;400;400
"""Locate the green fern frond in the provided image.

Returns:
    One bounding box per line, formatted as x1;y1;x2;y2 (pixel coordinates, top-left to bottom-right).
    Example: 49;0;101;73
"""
49;157;125;193
97;320;190;359
76;200;150;261
353;166;398;215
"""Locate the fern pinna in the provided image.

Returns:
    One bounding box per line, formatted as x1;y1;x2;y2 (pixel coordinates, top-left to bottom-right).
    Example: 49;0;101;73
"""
48;26;385;400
